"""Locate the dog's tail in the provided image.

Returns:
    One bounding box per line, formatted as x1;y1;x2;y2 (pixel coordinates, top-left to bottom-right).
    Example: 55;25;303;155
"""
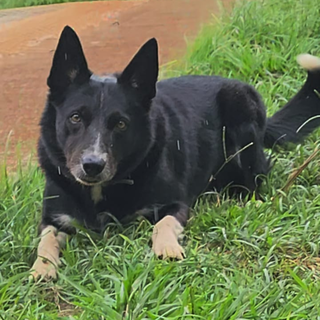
264;54;320;149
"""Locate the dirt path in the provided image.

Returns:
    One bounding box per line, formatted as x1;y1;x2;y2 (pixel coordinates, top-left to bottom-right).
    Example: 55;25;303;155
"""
0;0;231;169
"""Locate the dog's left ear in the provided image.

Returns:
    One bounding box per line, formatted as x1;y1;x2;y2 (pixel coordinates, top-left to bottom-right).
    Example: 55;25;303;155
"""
118;38;159;101
47;26;91;94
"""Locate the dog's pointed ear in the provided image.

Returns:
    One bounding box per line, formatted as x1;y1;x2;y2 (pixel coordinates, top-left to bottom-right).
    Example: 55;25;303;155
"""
47;26;91;93
118;38;159;101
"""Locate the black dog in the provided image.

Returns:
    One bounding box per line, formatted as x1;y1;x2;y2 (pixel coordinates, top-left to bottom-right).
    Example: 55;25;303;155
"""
30;26;320;279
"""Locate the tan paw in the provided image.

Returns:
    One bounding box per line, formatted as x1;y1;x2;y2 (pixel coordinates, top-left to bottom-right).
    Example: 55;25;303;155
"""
152;215;185;260
29;256;58;281
152;237;185;260
29;225;66;281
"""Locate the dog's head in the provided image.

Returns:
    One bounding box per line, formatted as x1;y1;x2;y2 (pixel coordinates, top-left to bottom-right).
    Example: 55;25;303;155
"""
46;26;158;185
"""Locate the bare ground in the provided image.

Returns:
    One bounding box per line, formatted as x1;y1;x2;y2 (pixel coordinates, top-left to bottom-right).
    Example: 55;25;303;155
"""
0;0;232;168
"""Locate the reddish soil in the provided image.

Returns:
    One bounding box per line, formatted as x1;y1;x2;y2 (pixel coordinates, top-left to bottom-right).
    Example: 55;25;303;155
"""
0;0;231;169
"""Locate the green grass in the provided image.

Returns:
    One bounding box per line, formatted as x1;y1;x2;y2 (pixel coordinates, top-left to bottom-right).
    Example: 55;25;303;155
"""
0;0;110;10
2;0;320;318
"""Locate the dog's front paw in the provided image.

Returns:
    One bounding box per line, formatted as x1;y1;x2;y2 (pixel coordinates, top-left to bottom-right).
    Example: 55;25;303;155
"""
152;215;185;260
29;256;59;281
152;237;185;260
29;226;67;281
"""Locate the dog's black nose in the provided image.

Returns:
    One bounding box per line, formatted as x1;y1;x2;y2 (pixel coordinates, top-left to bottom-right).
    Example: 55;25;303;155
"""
82;155;105;177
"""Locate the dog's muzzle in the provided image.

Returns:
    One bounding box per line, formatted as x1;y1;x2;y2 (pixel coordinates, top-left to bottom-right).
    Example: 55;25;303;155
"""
81;154;106;177
69;152;116;186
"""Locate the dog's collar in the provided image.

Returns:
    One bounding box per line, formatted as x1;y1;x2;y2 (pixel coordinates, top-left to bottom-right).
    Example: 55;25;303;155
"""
107;179;134;186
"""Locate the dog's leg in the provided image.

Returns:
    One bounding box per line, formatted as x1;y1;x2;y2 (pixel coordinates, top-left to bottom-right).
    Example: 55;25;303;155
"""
30;225;67;280
152;203;188;260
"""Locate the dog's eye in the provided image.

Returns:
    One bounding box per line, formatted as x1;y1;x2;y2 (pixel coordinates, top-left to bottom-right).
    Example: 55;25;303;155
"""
116;120;127;131
70;113;81;124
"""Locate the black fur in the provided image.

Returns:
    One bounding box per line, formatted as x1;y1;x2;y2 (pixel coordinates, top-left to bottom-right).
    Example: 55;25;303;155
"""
38;26;320;236
264;69;320;148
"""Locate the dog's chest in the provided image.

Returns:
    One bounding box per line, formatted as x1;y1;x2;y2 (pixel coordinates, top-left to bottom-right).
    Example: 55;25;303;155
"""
91;185;104;205
86;183;144;225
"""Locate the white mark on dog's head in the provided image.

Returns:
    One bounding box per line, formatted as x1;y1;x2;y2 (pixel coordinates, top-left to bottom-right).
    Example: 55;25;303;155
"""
100;91;104;109
91;134;107;161
90;74;117;83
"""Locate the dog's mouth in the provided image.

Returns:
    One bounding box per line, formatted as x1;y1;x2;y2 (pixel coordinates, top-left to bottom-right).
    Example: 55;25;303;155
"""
69;163;117;186
75;176;134;187
73;169;117;186
75;177;106;186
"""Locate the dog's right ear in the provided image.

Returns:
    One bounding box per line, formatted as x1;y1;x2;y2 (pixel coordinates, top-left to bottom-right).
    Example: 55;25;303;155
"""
118;38;158;102
47;26;91;94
